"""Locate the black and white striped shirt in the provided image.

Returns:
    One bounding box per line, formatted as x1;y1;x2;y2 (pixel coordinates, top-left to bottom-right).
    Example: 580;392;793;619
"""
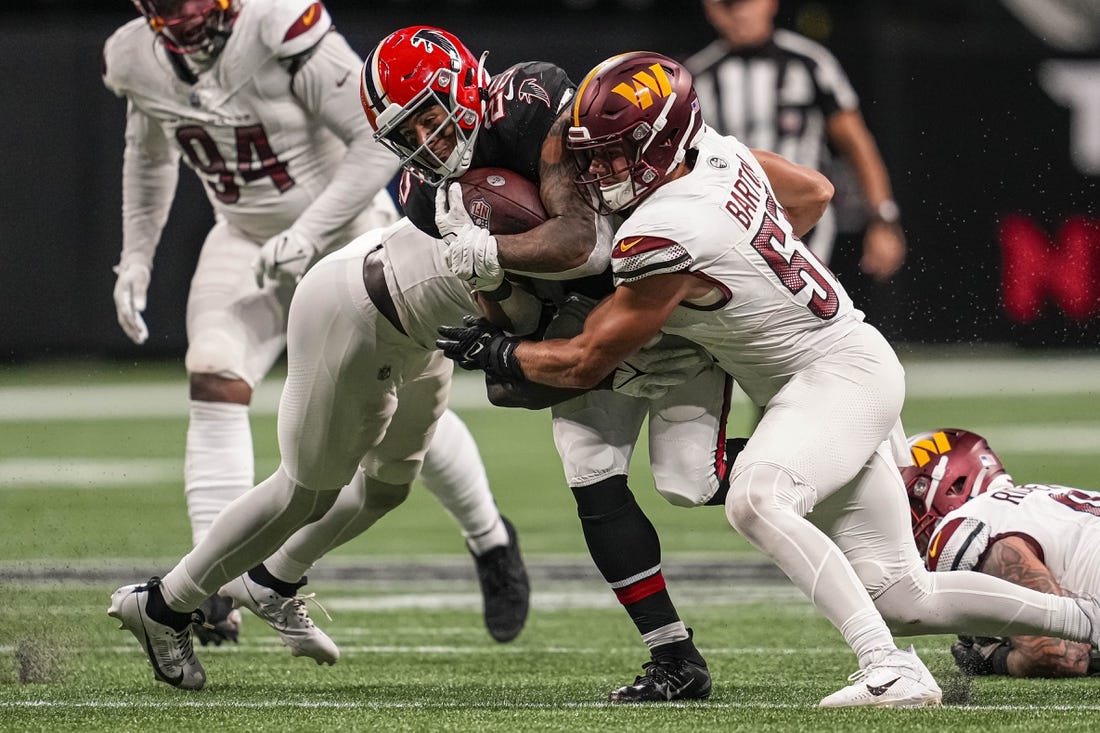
685;30;859;261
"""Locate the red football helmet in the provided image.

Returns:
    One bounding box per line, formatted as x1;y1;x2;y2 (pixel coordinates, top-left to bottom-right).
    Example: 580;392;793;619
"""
566;51;705;214
360;26;489;181
133;0;239;58
900;428;1012;552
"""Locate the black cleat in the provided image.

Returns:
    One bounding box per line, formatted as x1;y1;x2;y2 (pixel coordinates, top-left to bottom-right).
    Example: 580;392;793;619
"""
609;657;712;703
192;594;242;647
471;516;530;643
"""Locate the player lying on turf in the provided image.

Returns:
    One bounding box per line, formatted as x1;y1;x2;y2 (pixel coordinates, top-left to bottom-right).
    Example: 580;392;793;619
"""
903;428;1100;678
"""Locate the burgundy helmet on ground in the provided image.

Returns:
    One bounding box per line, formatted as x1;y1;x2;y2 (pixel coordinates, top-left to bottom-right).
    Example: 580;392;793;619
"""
566;51;705;214
900;428;1012;552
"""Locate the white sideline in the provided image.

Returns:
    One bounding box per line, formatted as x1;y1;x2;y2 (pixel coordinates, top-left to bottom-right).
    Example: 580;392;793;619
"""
1;354;1099;421
3;422;1099;488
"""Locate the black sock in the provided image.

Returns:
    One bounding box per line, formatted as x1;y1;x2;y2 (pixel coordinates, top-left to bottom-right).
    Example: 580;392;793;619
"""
247;563;305;598
653;629;706;667
144;581;194;631
572;476;682;637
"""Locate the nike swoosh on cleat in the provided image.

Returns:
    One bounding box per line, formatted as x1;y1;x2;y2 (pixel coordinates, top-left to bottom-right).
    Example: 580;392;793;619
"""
141;627;184;687
666;679;695;700
866;676;902;696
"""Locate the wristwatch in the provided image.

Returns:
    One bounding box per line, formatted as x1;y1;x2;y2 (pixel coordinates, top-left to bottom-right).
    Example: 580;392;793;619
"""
871;199;901;225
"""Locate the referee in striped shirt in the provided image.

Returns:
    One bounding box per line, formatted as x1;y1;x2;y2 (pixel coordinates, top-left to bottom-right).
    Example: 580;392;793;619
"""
686;0;905;282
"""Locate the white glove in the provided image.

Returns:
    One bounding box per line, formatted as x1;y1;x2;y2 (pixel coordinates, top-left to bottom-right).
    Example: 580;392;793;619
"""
112;262;151;345
435;182;475;242
252;229;320;288
612;344;711;400
444;224;505;291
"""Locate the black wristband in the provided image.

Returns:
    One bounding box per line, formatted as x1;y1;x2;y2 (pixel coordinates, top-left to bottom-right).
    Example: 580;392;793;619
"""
488;337;525;382
480;280;513;302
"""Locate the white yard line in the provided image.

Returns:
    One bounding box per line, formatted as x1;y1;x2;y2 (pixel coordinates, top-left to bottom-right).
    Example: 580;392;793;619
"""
3;700;1099;711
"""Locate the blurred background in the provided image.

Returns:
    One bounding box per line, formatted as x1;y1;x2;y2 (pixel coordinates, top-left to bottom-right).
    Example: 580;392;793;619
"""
1;0;1098;361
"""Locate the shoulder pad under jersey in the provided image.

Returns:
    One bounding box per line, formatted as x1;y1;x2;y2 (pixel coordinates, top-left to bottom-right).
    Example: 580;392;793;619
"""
256;0;332;59
102;18;154;96
925;515;991;573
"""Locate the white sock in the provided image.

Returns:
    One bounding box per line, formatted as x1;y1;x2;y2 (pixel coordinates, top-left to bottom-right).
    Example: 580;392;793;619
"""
185;400;254;545
419;410;508;554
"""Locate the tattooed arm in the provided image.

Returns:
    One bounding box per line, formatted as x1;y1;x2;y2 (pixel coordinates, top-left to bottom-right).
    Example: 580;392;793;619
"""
492;108;608;278
978;536;1093;677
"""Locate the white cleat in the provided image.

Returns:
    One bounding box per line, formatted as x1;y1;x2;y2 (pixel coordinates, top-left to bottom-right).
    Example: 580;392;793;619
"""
818;646;942;709
222;573;339;665
107;578;206;691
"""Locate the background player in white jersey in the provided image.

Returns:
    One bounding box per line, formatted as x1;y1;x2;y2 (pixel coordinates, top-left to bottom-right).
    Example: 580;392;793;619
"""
103;0;527;647
902;428;1100;678
436;51;1100;708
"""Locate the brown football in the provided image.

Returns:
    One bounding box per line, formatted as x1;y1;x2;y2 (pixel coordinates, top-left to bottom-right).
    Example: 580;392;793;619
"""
458;167;547;235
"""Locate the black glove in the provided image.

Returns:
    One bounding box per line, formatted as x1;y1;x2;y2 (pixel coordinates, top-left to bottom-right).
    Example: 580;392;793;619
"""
436;315;525;382
951;635;1012;676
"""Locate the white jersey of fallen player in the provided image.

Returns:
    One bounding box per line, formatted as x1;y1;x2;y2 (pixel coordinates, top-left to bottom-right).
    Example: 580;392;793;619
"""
103;0;375;242
610;127;862;407
927;483;1100;598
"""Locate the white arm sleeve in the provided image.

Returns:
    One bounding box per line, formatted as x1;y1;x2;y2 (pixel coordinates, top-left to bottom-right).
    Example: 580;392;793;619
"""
119;101;179;271
284;31;400;252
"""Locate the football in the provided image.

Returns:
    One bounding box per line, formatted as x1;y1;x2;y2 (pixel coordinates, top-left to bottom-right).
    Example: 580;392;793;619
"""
458;167;547;235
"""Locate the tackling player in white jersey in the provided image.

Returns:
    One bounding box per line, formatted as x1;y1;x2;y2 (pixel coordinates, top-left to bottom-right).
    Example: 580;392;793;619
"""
436;51;1100;707
107;215;689;690
903;428;1100;677
102;0;527;649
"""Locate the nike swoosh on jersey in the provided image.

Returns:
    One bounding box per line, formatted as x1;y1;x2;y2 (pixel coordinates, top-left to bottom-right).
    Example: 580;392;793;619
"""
619;237;644;253
866;676;901;696
336;71;351;87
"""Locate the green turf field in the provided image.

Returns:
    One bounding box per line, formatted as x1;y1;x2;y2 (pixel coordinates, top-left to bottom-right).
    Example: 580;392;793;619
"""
1;352;1099;731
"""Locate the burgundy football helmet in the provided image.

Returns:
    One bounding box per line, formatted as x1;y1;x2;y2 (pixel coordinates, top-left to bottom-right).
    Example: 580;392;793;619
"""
566;51;705;214
360;26;489;181
901;428;1012;552
133;0;239;58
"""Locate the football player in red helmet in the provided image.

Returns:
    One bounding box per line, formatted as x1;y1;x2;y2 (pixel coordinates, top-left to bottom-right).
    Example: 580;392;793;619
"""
900;428;1012;556
361;26;488;181
438;51;1100;706
131;0;239;61
902;428;1100;678
362;28;746;704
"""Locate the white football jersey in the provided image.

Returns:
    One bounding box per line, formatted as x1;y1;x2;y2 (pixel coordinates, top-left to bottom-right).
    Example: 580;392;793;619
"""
927;483;1100;598
611;127;862;406
328;220;477;351
103;0;375;242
